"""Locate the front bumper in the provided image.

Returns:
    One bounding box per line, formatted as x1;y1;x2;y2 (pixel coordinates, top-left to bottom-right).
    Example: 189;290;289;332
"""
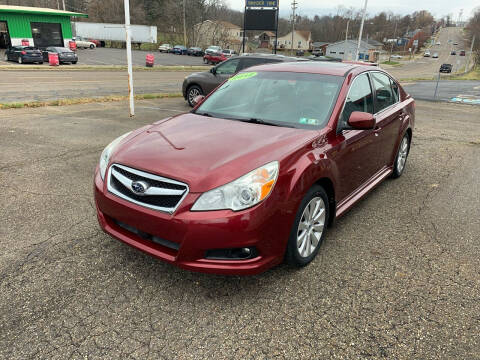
94;168;292;275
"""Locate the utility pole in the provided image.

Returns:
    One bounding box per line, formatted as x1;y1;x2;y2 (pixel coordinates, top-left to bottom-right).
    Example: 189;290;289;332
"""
388;18;398;62
290;0;297;56
465;35;475;74
355;0;368;61
56;0;60;10
62;0;65;10
183;0;187;47
124;0;134;117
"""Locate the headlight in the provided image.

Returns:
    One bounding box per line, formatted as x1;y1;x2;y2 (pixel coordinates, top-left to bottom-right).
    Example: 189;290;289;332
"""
99;132;131;180
191;161;279;211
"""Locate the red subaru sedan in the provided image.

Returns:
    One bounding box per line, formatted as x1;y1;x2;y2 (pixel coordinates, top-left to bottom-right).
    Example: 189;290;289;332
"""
94;62;414;275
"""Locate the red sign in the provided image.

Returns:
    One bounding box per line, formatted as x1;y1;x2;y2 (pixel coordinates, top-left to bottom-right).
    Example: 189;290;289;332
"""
48;52;59;66
146;53;154;67
69;40;77;51
21;39;29;46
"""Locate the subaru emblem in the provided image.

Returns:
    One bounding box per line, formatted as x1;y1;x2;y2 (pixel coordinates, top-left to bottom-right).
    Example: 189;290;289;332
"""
131;181;148;195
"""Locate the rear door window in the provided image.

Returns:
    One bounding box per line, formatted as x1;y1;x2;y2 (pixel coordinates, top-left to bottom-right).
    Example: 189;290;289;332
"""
371;72;395;112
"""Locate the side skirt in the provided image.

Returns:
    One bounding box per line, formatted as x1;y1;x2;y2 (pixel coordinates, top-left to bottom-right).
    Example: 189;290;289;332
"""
335;166;393;219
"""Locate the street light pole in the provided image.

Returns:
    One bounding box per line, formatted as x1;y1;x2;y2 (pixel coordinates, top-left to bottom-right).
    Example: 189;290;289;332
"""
355;0;368;61
183;0;187;47
344;19;350;60
465;35;475;74
124;0;135;117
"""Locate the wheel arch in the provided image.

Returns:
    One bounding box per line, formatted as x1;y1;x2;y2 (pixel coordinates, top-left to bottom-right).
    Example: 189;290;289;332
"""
313;177;336;227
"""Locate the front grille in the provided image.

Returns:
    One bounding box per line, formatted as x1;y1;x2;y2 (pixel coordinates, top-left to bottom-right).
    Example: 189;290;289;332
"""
107;164;189;213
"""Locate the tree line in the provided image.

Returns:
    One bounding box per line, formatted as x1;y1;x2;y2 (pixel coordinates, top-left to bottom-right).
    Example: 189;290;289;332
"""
1;0;476;55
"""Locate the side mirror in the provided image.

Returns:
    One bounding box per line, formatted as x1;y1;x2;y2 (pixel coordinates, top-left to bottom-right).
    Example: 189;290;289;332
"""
347;111;376;130
210;67;217;74
193;95;205;106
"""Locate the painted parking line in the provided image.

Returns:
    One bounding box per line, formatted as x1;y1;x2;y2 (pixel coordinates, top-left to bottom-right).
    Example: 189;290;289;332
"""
450;96;480;105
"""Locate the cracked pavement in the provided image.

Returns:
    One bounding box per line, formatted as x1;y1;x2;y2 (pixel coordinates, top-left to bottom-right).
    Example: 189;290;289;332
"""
0;98;479;359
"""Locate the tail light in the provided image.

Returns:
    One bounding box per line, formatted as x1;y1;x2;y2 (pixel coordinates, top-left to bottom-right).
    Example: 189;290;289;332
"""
21;51;26;55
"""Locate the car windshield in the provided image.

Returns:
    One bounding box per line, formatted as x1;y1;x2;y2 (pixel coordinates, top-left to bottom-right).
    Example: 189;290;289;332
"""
54;47;71;52
196;71;343;129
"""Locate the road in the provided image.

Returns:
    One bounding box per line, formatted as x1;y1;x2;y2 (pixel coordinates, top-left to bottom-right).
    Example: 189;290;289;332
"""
1;98;479;359
0;47;205;66
0;70;191;103
386;27;470;80
403;80;480;103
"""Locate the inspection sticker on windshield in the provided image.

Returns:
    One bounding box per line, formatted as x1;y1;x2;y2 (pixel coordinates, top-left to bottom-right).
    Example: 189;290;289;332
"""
299;118;320;125
229;72;257;82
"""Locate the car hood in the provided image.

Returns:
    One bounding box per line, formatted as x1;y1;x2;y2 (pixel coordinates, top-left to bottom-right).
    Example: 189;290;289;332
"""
112;113;316;193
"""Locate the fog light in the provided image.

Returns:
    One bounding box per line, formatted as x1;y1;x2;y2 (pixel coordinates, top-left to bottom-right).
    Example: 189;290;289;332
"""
205;247;258;260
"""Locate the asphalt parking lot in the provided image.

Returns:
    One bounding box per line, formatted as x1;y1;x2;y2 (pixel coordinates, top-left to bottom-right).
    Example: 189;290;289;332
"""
1;98;479;359
1;47;205;66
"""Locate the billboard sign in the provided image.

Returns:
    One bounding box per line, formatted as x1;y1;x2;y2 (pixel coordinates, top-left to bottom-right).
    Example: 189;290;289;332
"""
246;0;278;7
245;9;277;30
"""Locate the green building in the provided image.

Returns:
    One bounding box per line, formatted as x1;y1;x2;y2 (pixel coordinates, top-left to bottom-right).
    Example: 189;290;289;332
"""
0;5;87;49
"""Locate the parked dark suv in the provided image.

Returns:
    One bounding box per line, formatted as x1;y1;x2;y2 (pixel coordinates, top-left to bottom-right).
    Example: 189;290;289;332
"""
182;54;307;106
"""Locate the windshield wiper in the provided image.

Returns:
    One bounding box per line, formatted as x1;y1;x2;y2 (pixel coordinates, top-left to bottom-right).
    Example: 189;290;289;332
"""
195;111;213;117
237;118;296;128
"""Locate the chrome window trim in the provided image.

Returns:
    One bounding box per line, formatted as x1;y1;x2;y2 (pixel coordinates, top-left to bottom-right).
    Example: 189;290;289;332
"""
337;72;374;133
369;70;401;115
107;163;190;215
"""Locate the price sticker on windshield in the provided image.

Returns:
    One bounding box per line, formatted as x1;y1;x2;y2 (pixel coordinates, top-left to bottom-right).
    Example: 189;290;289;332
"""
229;72;257;82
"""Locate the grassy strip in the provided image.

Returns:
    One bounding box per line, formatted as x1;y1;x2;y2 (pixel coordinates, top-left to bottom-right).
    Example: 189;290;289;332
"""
449;66;480;80
0;92;182;110
0;65;210;72
381;61;401;66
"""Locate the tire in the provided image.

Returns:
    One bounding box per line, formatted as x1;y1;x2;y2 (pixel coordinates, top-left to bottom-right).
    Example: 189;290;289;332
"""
391;133;411;178
186;85;203;107
72;61;77;64
89;44;95;49
285;185;329;267
18;56;22;64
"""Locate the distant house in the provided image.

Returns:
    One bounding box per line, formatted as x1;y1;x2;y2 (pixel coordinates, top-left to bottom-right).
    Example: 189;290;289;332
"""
276;30;312;50
312;41;329;55
326;39;378;61
258;31;275;48
193;20;244;51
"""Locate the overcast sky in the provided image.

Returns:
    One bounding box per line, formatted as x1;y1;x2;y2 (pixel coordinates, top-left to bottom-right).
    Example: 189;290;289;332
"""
224;0;478;21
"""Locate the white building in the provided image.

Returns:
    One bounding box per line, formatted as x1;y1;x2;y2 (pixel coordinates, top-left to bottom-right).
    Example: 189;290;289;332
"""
276;30;311;50
326;39;378;61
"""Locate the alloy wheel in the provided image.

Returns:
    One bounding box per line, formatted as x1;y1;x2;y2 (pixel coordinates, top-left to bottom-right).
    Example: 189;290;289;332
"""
296;197;326;258
397;136;409;173
188;88;201;105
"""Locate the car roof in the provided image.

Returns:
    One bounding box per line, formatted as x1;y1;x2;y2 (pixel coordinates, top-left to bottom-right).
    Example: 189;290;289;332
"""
242;61;374;77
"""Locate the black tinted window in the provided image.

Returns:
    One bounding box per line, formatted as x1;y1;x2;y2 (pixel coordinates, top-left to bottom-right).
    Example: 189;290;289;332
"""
238;58;281;71
216;58;240;75
372;72;395;112
341;73;374;125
